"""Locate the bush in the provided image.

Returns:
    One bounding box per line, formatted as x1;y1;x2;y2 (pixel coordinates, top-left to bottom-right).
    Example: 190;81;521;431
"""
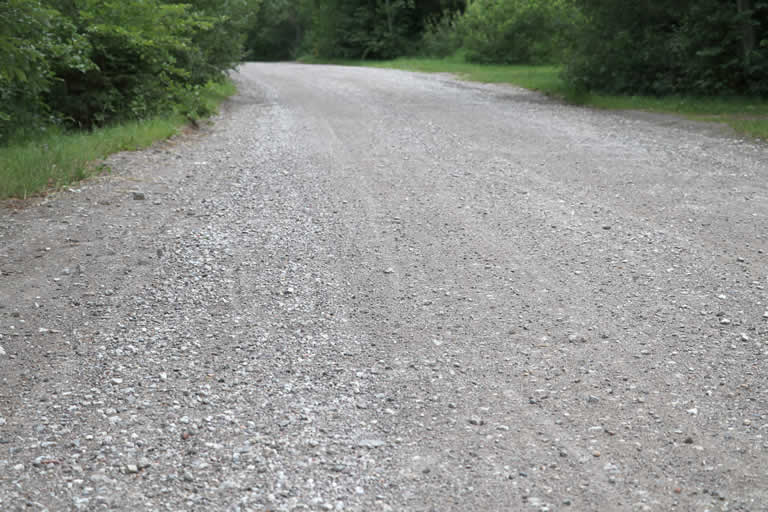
302;0;417;60
421;10;463;57
1;0;258;144
245;0;307;61
459;0;579;65
45;1;207;128
564;0;768;96
0;1;90;142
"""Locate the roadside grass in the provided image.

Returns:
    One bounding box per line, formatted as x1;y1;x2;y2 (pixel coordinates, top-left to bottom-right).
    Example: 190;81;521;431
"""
0;80;236;200
301;55;768;140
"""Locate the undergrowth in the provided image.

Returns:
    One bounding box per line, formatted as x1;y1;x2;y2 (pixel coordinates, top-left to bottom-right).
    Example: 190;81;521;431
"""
0;80;236;200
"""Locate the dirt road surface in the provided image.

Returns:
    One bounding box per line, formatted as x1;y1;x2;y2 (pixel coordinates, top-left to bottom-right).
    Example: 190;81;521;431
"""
1;63;768;511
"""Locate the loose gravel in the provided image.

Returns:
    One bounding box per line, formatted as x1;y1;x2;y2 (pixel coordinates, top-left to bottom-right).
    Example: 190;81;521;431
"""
1;63;767;511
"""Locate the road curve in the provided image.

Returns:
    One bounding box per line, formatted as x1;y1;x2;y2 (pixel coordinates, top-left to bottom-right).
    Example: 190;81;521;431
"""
1;63;767;511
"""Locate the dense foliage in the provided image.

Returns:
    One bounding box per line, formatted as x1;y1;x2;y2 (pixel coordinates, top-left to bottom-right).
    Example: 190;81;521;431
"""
244;0;464;60
1;0;259;144
565;0;768;95
245;0;309;61
459;0;579;64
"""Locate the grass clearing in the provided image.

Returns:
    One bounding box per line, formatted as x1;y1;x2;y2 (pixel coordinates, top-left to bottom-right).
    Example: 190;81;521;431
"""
303;56;768;141
0;80;236;200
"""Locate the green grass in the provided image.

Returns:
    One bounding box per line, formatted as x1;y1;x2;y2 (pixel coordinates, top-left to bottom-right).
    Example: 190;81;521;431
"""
303;55;768;140
0;80;236;200
358;57;566;95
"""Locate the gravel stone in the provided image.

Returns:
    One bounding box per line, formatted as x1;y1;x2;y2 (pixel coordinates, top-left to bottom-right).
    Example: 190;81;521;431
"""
358;439;386;449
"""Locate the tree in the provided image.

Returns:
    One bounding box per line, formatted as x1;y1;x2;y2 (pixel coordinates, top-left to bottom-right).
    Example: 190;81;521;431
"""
296;0;462;59
245;0;310;60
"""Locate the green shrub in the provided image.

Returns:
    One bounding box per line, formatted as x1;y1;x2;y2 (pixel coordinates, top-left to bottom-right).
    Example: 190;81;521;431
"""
564;0;768;96
301;0;418;60
245;0;308;61
459;0;579;65
1;0;258;144
45;1;217;128
0;0;90;143
421;10;463;58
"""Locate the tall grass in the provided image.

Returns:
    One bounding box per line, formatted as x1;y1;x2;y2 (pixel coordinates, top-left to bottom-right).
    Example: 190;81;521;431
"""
0;80;236;200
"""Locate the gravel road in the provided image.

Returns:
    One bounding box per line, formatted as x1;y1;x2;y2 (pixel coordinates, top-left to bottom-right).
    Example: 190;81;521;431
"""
1;63;768;511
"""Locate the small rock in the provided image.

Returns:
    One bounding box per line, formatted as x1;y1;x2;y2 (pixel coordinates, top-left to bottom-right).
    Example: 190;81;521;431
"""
383;267;395;274
138;457;152;469
33;455;58;467
73;497;90;510
587;395;600;403
602;225;611;230
683;437;694;444
358;439;386;448
468;416;484;426
0;345;5;357
220;479;240;490
132;191;145;200
686;407;698;416
124;464;139;474
743;419;752;426
719;318;731;325
763;312;768;319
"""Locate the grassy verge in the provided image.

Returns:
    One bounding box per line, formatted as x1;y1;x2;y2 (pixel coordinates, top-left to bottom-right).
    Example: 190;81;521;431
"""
303;56;768;140
0;80;236;200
